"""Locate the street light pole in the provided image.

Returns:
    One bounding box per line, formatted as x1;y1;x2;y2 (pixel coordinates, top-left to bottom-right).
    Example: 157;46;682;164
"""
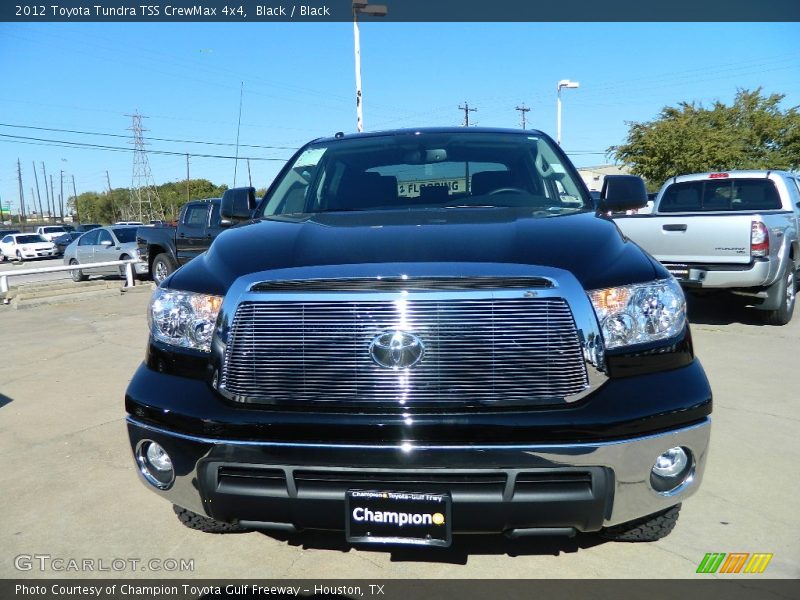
353;8;363;132
352;1;387;133
556;79;580;145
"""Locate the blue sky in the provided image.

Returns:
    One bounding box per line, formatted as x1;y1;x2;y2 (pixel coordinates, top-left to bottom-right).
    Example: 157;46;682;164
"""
0;21;798;215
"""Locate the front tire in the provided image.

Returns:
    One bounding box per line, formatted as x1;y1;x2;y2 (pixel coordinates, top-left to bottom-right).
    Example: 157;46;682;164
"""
152;253;177;286
762;262;796;326
15;250;23;263
70;259;87;282
173;505;248;534
600;504;681;542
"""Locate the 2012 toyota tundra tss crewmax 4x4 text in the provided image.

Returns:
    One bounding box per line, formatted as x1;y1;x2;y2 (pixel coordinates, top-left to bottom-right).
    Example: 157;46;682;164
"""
125;128;712;546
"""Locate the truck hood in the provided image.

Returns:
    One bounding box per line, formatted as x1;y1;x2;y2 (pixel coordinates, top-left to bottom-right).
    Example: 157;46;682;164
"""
170;208;661;295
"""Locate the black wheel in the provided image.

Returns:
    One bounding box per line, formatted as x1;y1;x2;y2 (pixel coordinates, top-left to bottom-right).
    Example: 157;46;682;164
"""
173;505;248;534
152;253;177;285
15;250;23;263
762;262;796;326
69;259;87;282
600;504;681;542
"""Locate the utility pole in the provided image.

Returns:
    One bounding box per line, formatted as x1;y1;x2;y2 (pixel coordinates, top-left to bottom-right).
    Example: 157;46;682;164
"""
106;170;115;221
49;175;55;224
459;101;477;127
247;158;252;188
233;82;243;187
72;175;79;223
515;103;531;130
32;161;44;224
41;162;52;222
60;170;65;221
185;153;190;205
16;159;26;223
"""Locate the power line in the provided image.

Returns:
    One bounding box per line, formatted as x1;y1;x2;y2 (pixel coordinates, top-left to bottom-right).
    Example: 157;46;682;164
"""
0;133;289;161
0;122;297;151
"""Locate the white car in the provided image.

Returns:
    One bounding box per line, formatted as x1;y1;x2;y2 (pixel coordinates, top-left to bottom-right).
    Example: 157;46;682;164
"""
0;233;57;262
35;225;70;242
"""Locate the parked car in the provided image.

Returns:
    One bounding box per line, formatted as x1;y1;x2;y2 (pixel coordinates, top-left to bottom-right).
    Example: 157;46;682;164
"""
0;233;57;262
52;232;83;256
136;198;223;285
62;225;149;282
73;223;102;233
35;225;70;242
614;170;800;324
0;229;20;238
126;128;711;545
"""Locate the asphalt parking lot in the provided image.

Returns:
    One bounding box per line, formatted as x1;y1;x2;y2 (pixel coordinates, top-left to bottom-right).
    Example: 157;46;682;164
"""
1;291;798;579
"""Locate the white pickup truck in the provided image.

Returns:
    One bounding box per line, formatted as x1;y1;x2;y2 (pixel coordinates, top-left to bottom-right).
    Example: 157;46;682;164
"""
35;225;70;242
614;170;800;325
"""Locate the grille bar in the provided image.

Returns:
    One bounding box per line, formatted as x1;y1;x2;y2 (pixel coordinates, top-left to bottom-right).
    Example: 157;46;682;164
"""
221;297;588;406
250;276;554;292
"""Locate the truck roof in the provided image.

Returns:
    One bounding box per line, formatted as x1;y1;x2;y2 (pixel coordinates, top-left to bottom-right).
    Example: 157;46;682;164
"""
314;127;547;144
667;170;795;184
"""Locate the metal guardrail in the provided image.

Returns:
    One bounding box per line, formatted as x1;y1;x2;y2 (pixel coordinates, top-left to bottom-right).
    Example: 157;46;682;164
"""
0;259;143;294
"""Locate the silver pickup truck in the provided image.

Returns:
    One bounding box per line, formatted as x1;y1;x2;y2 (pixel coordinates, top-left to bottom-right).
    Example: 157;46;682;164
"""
614;170;800;325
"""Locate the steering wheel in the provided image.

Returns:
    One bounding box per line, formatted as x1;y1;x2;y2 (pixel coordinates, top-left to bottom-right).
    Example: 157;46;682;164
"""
488;187;527;195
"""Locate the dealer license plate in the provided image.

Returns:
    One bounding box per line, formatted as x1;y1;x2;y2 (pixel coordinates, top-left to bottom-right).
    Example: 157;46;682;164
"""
345;489;452;547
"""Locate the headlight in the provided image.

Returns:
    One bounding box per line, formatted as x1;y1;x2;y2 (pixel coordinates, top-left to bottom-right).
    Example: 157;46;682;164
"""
148;288;223;352
588;278;686;350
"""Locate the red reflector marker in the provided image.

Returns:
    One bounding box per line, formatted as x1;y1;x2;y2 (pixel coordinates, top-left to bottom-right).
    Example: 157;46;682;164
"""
709;173;729;179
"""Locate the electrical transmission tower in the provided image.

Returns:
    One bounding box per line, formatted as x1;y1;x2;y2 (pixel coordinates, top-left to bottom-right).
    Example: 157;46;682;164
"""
126;111;165;222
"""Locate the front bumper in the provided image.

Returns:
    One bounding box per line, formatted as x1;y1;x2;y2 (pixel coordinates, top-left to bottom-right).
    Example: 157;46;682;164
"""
20;249;56;259
127;417;710;534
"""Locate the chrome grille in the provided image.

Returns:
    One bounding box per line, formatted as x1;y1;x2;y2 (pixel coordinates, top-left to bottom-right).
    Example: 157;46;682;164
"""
220;297;588;406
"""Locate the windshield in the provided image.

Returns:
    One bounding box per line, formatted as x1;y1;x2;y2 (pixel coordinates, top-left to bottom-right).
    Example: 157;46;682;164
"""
43;227;66;234
17;235;46;244
112;228;137;243
259;131;590;217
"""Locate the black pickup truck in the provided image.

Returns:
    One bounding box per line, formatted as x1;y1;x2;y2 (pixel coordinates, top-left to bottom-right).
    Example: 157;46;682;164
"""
126;128;712;546
136;198;222;285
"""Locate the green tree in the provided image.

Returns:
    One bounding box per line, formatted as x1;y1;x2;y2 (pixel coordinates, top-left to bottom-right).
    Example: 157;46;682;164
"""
69;179;228;223
609;89;800;187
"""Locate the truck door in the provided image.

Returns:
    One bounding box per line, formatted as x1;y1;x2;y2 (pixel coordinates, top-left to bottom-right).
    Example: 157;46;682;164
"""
176;203;210;265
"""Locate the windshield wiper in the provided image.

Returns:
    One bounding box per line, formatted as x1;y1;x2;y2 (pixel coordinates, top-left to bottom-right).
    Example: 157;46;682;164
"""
442;204;508;209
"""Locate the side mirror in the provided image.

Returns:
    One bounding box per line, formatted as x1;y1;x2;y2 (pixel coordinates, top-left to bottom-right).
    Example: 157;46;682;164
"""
599;175;648;213
220;187;257;224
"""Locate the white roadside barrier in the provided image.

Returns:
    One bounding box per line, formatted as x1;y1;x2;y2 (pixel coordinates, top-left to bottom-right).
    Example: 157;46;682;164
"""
0;258;143;298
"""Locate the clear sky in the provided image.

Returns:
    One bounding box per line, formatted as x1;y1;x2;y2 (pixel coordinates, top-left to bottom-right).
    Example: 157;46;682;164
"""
0;21;798;215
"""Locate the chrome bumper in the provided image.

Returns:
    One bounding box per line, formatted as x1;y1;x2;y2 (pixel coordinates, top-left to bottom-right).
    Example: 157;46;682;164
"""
669;260;772;288
127;417;710;530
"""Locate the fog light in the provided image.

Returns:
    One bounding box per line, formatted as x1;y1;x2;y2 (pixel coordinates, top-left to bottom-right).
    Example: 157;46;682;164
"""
146;442;173;471
653;447;688;477
136;440;175;490
650;446;693;494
